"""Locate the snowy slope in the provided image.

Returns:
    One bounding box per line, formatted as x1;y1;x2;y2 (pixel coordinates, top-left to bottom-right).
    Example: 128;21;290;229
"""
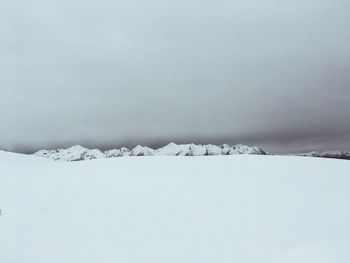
1;151;350;263
33;143;266;161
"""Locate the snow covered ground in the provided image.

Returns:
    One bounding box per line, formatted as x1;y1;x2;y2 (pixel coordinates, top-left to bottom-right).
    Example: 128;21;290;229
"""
1;151;350;263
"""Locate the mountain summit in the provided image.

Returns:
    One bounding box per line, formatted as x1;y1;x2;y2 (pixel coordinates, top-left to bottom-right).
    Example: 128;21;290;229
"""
33;143;267;161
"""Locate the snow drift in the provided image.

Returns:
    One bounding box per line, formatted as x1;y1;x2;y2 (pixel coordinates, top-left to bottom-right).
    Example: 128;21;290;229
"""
33;142;267;161
1;151;350;263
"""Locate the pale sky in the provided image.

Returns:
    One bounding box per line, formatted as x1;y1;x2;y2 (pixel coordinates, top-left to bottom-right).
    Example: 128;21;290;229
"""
1;0;350;153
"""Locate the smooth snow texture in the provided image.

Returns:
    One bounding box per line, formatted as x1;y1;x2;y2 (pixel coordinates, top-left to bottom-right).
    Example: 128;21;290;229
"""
1;152;350;263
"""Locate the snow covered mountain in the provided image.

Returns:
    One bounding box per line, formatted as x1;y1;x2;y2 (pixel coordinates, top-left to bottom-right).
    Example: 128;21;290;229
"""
33;143;267;161
34;145;105;161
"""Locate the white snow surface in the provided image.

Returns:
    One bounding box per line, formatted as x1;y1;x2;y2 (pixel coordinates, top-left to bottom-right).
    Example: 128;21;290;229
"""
33;143;266;161
1;151;350;263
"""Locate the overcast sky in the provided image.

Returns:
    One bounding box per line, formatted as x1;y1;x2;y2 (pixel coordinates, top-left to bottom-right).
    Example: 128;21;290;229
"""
1;0;350;154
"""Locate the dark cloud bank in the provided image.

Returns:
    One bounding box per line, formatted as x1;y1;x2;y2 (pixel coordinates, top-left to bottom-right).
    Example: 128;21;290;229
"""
1;0;350;154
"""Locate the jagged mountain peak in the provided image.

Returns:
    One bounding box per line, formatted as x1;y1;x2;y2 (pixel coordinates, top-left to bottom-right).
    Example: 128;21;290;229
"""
33;143;267;161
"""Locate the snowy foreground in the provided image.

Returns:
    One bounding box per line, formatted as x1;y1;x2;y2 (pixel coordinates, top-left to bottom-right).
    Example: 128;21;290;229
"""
1;151;350;263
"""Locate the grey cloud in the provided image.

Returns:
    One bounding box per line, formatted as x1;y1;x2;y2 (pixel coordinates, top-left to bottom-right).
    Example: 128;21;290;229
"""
1;0;350;153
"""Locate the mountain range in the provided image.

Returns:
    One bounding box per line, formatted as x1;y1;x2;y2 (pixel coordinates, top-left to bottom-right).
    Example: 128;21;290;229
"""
299;151;350;160
33;143;267;161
